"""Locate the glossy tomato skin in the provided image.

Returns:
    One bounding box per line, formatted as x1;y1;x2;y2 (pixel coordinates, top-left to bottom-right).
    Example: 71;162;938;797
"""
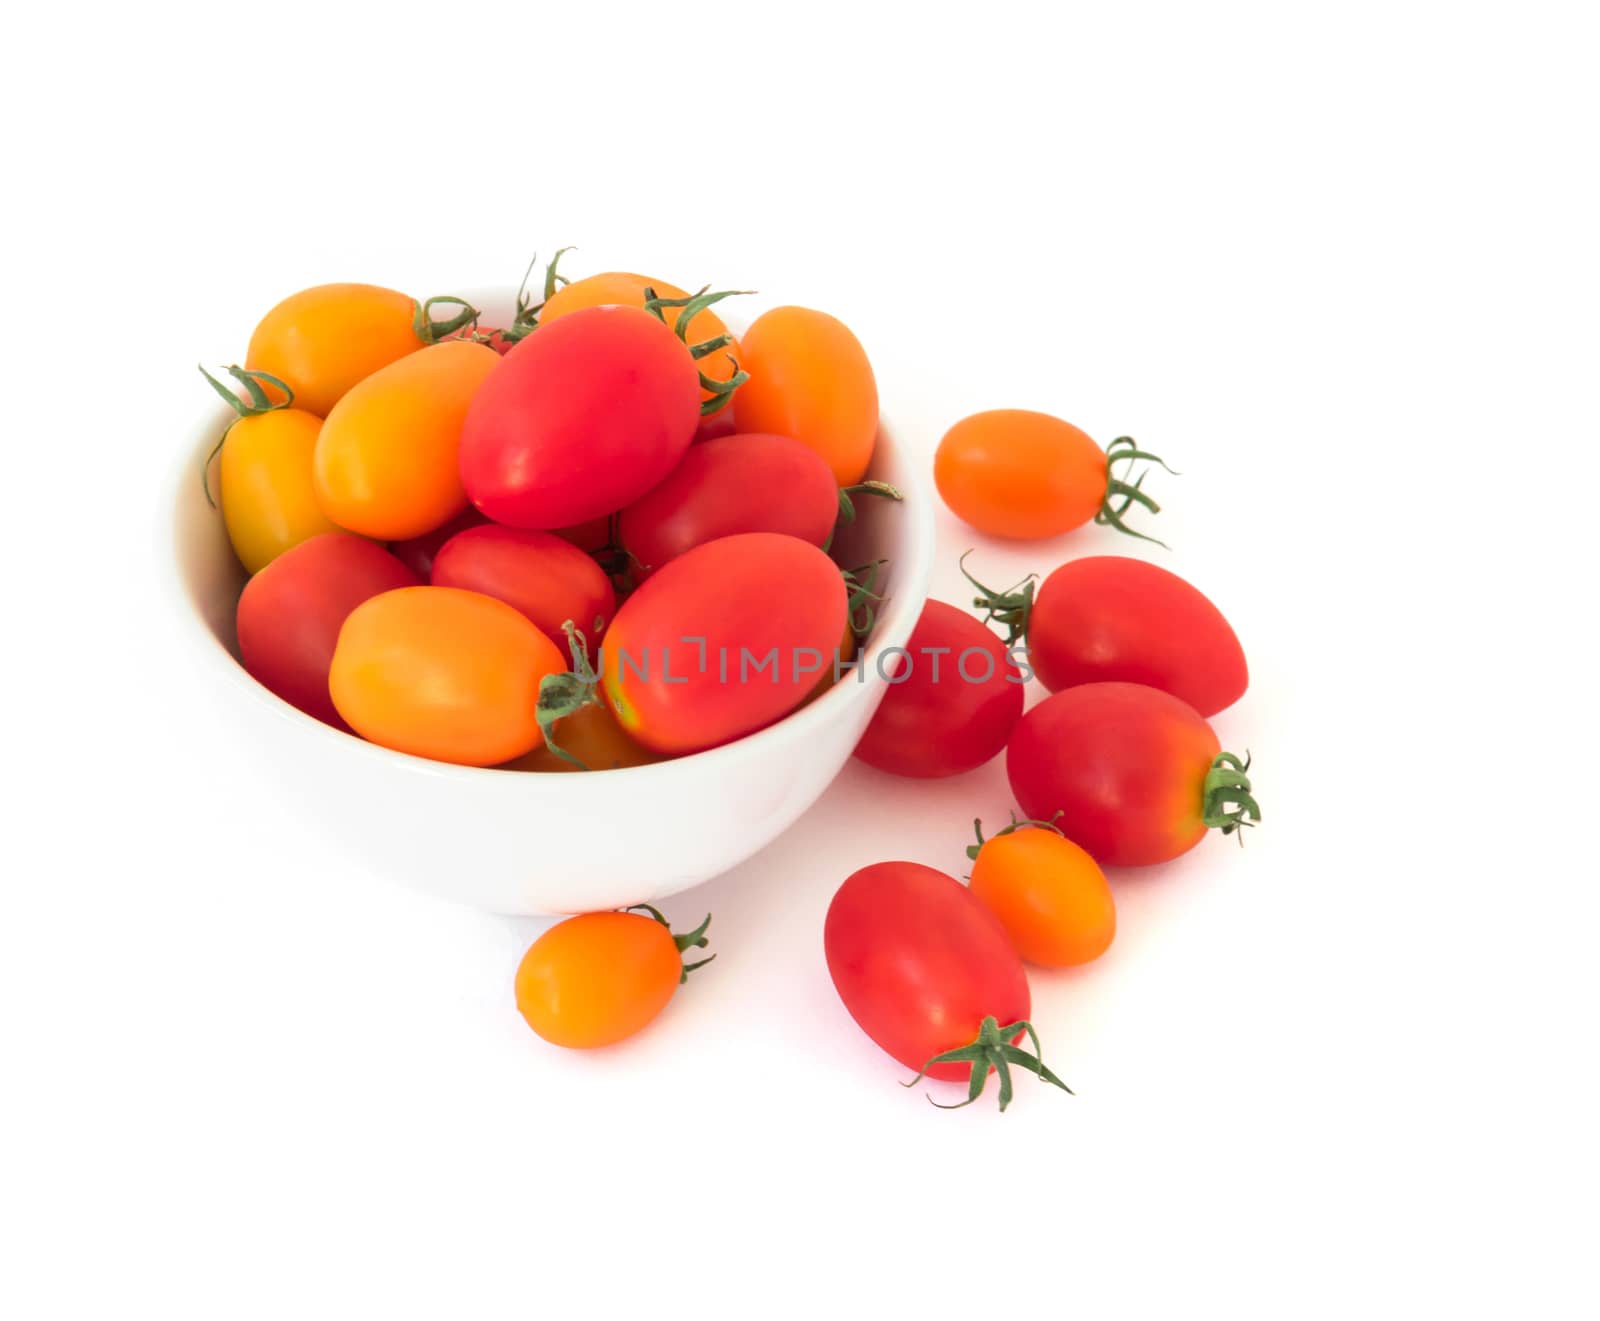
618;434;838;575
387;506;490;580
235;533;420;730
825;862;1030;1080
314;340;500;540
731;306;878;485
599;532;847;756
246;283;423;418
970;829;1116;967
1029;557;1247;715
515;912;683;1048
329;586;565;766
219;408;338;573
1007;682;1222;867
853;600;1024;778
935;410;1106;539
459;305;701;529
431;524;616;661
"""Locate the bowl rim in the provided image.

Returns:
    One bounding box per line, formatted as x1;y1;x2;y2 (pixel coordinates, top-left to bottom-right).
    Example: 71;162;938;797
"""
164;398;936;790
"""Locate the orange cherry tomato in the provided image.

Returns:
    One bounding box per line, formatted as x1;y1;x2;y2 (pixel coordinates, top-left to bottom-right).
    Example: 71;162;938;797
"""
968;822;1116;967
314;340;500;540
731;306;878;485
246;283;427;417
500;701;664;773
514;908;713;1049
934;410;1171;543
218;407;339;572
539;271;742;403
329;585;565;766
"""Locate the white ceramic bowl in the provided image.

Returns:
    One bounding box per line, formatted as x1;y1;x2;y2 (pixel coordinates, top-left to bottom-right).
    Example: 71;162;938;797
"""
166;306;933;914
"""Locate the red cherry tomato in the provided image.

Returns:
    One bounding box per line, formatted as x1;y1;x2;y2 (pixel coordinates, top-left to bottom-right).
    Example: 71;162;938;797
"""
235;532;420;729
1006;682;1261;867
693;408;739;443
618;434;838;575
599;532;847;755
431;524;616;661
852;600;1024;778
824;861;1071;1110
553;515;614;554
459;305;700;528
388;506;490;580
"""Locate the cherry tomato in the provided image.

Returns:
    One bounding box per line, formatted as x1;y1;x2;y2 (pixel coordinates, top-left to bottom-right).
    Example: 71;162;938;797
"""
539;271;742;404
431;524;616;661
246;283;426;418
825;861;1071;1109
553;515;614;554
935;410;1172;543
618;434;838;575
218;407;339;572
515;908;713;1048
694;408;739;443
853;600;1024;778
500;701;664;773
235;533;420;729
460;305;700;529
599;532;847;756
387;506;490;581
329;586;566;766
968;821;1116;967
731;306;878;485
314;340;500;540
1007;682;1261;867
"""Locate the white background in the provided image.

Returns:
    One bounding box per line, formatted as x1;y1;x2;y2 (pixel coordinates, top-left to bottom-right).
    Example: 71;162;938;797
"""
5;3;1597;1317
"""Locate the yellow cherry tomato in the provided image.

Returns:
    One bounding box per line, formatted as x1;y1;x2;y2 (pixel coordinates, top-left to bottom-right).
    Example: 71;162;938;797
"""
246;283;430;418
218;408;340;572
314;340;500;540
968;821;1116;967
514;908;713;1049
501;701;664;773
329;585;565;766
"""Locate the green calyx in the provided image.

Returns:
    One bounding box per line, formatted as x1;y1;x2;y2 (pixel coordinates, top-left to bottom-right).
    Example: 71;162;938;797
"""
412;295;482;344
641;284;754;416
904;1016;1074;1112
835;480;904;529
959;550;1036;647
626;904;716;982
494;246;576;346
1202;751;1261;841
965;810;1064;861
842;559;890;640
197;364;296;508
535;622;601;769
1097;436;1178;548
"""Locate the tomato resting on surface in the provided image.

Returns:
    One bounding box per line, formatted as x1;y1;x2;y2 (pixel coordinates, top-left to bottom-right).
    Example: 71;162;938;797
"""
597;532;848;756
824;861;1072;1110
329;586;566;766
968;819;1116;967
852;599;1024;778
235;533;420;730
1007;682;1261;867
515;907;713;1049
935;410;1173;544
459;305;702;529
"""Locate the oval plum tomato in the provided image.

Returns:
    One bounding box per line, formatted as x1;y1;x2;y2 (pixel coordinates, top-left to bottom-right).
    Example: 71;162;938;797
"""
246;283;475;417
732;306;879;485
1007;682;1262;867
967;819;1116;967
970;555;1248;715
235;532;420;729
935;410;1175;544
211;399;338;574
329;586;566;766
824;861;1072;1110
500;701;663;773
515;907;714;1049
618;434;838;575
598;532;847;756
539;271;743;405
430;524;616;661
314;340;500;540
459;305;701;529
387;506;490;581
852;600;1023;778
